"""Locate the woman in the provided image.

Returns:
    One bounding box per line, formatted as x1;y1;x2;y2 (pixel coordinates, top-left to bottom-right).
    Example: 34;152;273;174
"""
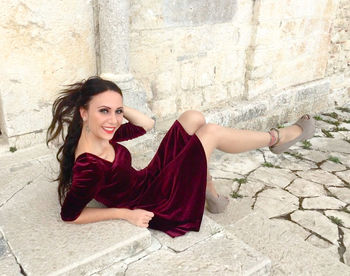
47;76;315;238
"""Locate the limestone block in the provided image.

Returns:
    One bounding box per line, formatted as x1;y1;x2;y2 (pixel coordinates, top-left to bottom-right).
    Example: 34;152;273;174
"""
151;97;177;117
336;170;350;183
297;149;329;163
330;152;350;168
305;234;333;249
320;161;347;172
254;188;299;218
296;170;344;187
0;254;21;276
291;210;339;244
130;0;163;30
0;175;151;275
180;62;195;90
176;90;204;113
217;150;265;175
279;158;318;171
151;71;176;100
229;212;350;275
328;187;350;204
205;197;255;226
215;50;242;84
127;232;271;276
150;215;223;252
203;85;228;104
302;196;346;210
249;167;297;189
239;179;265;197
195;58;215;88
325;210;350;228
286;179;326;197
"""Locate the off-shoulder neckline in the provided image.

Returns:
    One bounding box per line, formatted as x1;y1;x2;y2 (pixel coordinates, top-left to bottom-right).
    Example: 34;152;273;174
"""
75;142;117;165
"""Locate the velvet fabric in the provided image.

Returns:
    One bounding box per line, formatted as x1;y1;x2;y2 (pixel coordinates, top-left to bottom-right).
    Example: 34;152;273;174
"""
61;120;207;237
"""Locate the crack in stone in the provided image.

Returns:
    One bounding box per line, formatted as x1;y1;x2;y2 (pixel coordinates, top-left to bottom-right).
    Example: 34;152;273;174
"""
337;227;346;263
0;180;34;208
251;186;271;209
1;234;27;275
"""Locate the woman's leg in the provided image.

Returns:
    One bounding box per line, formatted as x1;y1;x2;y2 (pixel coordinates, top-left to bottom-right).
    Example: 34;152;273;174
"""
195;123;302;196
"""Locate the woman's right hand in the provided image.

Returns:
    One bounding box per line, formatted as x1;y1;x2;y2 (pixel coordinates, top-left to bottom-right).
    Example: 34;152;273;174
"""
126;209;154;228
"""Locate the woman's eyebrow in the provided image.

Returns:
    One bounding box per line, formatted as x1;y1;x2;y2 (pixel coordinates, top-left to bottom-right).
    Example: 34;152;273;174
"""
98;106;123;109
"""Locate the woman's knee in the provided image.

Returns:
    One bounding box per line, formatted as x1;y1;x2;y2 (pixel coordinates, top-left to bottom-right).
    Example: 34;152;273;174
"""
196;123;219;137
178;110;206;134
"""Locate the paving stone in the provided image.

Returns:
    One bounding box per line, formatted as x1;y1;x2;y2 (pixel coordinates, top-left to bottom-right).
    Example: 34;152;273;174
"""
286;178;326;197
291;210;339;244
305;234;337;256
0;238;7;258
0;176;151;275
325;210;350;228
321;160;347;172
297;149;329;163
339;122;350;130
278;158;318;171
338;131;350;139
330;152;350;167
239;179;265;197
150;215;223;252
91;262;127;276
215;150;265;175
254;188;299;218
315;120;335;131
296;169;344;187
343;227;350;266
336;170;350;183
328;187;350;203
248;167;296;189
212;178;236;198
0;254;21;276
269;219;311;240
205;197;255;226
126;232;271;275
228;212;350;275
303;196;346;210
309;137;350;153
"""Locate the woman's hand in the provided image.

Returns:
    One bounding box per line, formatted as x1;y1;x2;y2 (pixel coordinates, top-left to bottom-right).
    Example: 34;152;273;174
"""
126;209;154;228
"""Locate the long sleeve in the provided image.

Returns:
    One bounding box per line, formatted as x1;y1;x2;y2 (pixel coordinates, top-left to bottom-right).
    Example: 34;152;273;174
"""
111;122;146;142
60;155;103;221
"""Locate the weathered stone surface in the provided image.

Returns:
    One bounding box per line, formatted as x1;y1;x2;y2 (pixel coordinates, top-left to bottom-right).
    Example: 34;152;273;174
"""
127;232;271;275
328;187;350;203
325;210;350;228
291;210;339;244
0;254;21;276
309;137;350;153
205;197;255;226
296;170;344;187
297;149;329;163
215;150;265;175
306;234;334;249
249;167;297;189
321;161;347;172
279;158;318;171
343;227;350;266
239;179;265;197
0;176;151;275
336;170;350;183
286;178;326;197
254;188;299;218
303;196;346;210
330;152;350;167
150;215;223;252
229;212;350;275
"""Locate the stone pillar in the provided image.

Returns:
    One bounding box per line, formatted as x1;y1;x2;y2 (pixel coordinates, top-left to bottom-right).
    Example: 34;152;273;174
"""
97;0;152;116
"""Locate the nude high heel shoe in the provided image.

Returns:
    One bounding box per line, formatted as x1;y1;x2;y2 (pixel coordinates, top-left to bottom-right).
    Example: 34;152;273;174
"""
269;114;315;154
205;176;229;214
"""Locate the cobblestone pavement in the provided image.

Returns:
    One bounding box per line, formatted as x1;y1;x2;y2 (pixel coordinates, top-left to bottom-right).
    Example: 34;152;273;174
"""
207;103;350;265
1;103;350;275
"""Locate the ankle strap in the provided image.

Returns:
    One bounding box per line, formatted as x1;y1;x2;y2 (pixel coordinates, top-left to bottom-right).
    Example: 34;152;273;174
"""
268;128;280;147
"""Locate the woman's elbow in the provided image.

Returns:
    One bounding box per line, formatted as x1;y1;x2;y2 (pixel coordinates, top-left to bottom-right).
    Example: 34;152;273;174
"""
144;119;155;132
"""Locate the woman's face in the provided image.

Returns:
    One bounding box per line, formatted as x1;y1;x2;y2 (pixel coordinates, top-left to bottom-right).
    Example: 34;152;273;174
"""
80;90;123;141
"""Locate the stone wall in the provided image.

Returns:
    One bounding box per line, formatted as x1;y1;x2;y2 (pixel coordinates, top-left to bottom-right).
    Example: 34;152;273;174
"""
0;0;349;149
0;0;96;148
129;0;252;117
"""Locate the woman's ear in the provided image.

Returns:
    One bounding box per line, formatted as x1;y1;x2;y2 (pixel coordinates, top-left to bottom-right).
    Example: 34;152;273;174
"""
79;107;88;121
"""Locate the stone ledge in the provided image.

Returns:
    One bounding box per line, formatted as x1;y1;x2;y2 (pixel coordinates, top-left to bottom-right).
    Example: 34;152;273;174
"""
0;175;151;276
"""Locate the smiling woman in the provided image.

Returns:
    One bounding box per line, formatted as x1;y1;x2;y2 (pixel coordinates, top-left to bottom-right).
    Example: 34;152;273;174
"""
47;76;315;238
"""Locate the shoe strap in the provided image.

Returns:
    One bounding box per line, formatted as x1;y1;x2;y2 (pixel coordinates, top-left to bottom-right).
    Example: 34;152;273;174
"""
268;128;280;147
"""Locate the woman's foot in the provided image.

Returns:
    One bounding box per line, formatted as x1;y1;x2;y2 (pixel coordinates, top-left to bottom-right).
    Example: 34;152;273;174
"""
269;114;315;154
206;175;229;214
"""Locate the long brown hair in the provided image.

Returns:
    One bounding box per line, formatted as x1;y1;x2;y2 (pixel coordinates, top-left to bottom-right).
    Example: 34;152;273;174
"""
47;76;123;205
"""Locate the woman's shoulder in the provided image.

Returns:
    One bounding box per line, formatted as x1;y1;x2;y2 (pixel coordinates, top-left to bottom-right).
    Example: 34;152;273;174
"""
73;152;109;171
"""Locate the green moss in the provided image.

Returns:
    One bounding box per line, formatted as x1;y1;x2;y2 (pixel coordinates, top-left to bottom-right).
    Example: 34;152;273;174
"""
231;191;243;199
329;216;344;226
321;129;334;138
336;107;350;113
233;178;247;184
302;140;312;150
284;151;303;160
313;115;322;121
9;146;17;153
322;112;339;119
328;156;341;164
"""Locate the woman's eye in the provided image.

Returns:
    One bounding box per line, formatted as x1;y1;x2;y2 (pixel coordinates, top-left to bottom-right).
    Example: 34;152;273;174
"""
116;109;123;114
99;109;108;114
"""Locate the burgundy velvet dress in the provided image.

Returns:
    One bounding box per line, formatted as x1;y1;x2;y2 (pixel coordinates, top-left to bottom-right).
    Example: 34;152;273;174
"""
60;120;207;237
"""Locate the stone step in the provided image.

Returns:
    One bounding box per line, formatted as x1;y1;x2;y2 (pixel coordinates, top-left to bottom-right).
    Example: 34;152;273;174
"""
108;215;272;276
227;212;350;275
0;166;152;275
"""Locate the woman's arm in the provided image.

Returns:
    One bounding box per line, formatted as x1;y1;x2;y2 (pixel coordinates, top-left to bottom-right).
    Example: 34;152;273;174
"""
123;105;155;131
68;207;154;228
